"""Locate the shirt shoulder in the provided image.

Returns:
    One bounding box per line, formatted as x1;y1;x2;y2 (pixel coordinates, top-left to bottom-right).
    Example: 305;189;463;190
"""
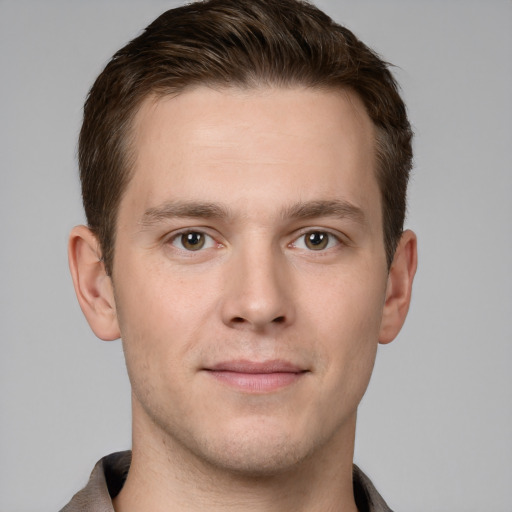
59;451;131;512
353;464;394;512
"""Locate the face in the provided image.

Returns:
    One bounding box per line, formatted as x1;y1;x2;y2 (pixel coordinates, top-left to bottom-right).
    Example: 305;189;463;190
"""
111;86;390;475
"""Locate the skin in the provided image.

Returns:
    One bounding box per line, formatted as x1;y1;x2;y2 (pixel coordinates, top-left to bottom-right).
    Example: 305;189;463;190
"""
69;86;417;512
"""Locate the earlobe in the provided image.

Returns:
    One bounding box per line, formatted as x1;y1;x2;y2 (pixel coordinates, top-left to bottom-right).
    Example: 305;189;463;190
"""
68;225;120;341
378;229;418;344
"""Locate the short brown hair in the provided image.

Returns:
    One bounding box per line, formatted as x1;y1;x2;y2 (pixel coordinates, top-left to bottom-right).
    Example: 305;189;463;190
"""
79;0;412;274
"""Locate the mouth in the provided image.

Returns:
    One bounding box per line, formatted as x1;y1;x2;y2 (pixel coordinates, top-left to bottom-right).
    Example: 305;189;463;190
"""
203;360;309;393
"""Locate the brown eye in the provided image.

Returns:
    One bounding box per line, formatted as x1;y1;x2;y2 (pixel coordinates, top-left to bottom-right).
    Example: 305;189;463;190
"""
169;231;218;253
180;232;206;251
304;231;329;250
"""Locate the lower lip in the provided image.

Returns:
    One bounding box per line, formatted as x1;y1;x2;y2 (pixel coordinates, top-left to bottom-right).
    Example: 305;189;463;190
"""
206;371;305;393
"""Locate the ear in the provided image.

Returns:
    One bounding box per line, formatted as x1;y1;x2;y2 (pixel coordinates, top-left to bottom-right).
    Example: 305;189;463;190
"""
379;229;418;344
68;225;120;341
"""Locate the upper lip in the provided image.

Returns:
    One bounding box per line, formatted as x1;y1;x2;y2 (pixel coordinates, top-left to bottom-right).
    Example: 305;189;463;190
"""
205;359;306;374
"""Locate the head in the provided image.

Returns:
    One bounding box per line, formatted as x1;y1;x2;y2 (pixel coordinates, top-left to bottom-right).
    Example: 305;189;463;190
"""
70;0;417;483
79;0;412;275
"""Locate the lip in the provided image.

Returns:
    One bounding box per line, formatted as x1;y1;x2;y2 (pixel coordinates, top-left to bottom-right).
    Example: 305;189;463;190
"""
203;359;308;393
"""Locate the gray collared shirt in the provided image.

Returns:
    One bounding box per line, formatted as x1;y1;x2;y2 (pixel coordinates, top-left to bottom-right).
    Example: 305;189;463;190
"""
60;451;393;512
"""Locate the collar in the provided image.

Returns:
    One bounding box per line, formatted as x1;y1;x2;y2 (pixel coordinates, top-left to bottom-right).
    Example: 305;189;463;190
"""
60;451;393;512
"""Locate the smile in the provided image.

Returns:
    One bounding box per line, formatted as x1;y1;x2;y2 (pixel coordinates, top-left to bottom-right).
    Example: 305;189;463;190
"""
204;360;309;393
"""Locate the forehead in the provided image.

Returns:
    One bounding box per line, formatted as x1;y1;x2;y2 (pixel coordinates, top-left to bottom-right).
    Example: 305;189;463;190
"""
123;86;380;225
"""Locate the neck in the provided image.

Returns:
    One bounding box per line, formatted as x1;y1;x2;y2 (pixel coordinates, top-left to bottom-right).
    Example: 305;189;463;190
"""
113;399;359;512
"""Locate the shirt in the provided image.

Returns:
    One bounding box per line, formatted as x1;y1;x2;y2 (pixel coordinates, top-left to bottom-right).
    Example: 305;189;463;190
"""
60;451;393;512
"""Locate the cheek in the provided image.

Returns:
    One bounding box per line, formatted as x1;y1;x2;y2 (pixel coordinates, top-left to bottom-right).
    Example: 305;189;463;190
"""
113;274;207;425
115;252;215;329
112;260;218;383
302;266;386;377
305;263;386;333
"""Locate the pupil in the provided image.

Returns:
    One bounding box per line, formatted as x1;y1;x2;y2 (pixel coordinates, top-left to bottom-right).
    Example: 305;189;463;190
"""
309;233;323;244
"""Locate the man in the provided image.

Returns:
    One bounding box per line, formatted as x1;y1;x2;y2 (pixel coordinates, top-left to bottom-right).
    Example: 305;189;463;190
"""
63;0;417;510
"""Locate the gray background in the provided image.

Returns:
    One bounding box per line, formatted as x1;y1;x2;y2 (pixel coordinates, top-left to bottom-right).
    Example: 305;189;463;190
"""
1;1;511;511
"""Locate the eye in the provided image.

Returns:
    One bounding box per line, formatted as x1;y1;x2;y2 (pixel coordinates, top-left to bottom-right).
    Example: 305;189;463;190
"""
170;231;216;251
292;231;339;251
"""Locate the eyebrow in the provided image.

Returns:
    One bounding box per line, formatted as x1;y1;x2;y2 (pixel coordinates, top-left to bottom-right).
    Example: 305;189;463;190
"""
282;199;367;225
139;199;366;228
140;201;231;228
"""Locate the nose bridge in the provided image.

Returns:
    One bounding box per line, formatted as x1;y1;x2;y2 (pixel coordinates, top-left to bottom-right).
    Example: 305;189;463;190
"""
221;234;293;330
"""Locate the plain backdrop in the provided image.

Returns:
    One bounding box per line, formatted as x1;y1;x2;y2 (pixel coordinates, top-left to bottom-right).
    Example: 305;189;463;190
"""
1;1;511;511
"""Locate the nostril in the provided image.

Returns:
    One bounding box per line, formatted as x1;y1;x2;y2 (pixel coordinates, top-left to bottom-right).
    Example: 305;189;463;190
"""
232;317;245;323
273;316;286;324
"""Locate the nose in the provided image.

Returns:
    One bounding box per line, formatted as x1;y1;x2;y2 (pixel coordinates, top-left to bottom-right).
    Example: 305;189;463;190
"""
220;242;295;332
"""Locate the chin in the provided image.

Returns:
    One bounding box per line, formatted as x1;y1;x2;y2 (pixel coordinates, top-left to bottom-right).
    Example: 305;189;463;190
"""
188;419;327;478
203;438;309;477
